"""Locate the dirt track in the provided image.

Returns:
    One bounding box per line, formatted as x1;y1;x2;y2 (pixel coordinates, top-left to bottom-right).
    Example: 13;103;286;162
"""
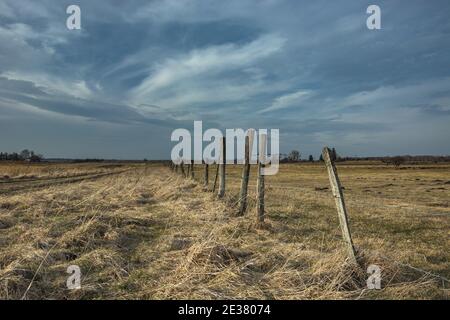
0;169;133;195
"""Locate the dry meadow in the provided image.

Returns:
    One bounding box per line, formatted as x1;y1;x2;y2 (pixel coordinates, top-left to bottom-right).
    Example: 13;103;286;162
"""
0;161;448;299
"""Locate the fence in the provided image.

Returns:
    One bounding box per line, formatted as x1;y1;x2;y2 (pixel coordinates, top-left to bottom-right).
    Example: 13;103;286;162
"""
167;147;450;287
168;131;360;266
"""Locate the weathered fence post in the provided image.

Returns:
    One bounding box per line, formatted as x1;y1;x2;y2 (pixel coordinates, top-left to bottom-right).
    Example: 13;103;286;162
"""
256;133;266;224
190;160;194;179
204;162;209;187
180;161;185;177
217;137;226;198
212;163;219;192
322;147;358;264
238;130;254;215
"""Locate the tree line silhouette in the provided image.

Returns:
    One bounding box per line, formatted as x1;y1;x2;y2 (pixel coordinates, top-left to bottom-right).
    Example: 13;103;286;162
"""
0;149;43;162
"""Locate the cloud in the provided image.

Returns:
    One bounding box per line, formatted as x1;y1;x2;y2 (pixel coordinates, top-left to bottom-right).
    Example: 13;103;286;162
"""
342;78;450;111
259;90;314;113
0;76;182;128
130;33;286;110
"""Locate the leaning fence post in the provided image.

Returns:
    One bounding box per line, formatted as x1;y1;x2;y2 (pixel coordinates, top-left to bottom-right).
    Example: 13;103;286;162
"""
238;130;254;215
217;137;226;198
256;133;266;224
322;147;357;264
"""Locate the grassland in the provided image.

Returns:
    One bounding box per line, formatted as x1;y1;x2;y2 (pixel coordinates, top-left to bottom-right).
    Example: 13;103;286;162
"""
0;161;448;299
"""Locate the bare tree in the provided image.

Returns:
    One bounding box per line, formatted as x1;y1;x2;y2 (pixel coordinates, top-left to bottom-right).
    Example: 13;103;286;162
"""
391;156;406;168
20;149;31;160
288;150;300;162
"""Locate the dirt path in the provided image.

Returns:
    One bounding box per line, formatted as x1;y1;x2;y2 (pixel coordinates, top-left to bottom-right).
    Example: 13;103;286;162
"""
0;169;133;195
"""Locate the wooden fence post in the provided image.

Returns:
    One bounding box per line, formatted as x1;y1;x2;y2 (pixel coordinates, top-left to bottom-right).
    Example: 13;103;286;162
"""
322;147;358;264
204;163;209;187
217;137;226;198
212;163;219;192
180;161;185;177
256;133;266;224
238;131;253;215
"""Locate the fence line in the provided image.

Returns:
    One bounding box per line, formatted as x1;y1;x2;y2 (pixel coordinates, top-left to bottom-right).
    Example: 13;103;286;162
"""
166;145;447;273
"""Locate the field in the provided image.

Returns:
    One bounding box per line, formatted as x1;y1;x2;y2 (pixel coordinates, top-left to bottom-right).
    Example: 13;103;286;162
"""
0;161;448;299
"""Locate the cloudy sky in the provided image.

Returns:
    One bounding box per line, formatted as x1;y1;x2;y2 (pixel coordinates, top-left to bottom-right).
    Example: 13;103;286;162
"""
1;0;449;159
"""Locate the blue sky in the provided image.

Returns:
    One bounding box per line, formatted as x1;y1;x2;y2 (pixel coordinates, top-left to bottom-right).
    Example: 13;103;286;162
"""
1;0;450;159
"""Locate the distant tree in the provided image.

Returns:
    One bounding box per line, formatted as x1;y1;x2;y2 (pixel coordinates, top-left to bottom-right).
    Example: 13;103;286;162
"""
20;149;31;160
331;148;338;161
288;150;301;162
319;154;324;162
391;156;406;168
0;151;45;161
29;154;43;162
10;152;19;161
308;155;314;162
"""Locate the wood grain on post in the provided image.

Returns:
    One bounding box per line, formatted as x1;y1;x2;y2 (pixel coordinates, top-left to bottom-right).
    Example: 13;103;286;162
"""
256;134;266;224
204;163;209;187
322;147;357;264
238;134;251;215
217;137;226;198
212;163;219;192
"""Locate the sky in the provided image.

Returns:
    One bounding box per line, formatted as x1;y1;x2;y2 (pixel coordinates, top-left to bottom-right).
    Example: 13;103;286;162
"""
1;0;450;159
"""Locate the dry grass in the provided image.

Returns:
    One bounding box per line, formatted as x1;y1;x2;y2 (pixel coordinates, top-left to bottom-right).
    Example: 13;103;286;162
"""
0;162;128;180
0;162;448;299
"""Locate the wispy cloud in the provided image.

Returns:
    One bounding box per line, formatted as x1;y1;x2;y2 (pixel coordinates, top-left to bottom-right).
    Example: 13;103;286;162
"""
130;34;286;110
259;90;314;113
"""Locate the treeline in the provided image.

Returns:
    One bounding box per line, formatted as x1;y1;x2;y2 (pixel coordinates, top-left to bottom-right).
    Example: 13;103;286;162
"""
280;148;339;163
280;149;450;166
341;155;450;165
72;159;105;163
0;149;43;162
